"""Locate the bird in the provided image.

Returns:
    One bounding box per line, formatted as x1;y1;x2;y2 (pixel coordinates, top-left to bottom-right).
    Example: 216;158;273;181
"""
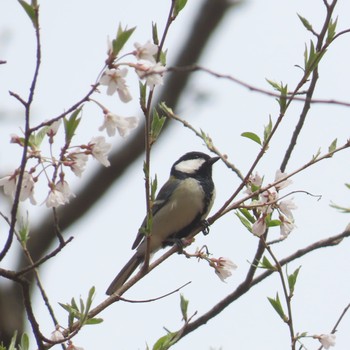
106;151;220;295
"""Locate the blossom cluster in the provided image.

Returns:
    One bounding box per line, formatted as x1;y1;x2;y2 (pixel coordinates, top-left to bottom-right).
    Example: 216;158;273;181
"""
99;40;165;102
94;39;166;139
245;170;297;238
0;39;167;209
0;123;114;208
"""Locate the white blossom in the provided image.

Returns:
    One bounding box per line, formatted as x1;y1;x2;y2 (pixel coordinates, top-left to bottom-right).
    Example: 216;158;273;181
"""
252;215;267;236
89;136;112;167
275;169;292;190
68;151;88;177
50;329;64;342
99;112;139;137
279;199;297;220
251;172;263;187
47;119;62;137
261;186;278;204
213;257;237;282
256;187;278;214
0;174;17;197
0;171;36;204
134;41;158;63
99;68;132;102
45;180;74;208
318;334;336;349
20;172;36;204
279;216;295;238
46;189;66;208
245;172;263;195
135;62;165;87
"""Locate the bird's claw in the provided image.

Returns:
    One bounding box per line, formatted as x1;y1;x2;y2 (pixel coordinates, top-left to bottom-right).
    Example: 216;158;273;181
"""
201;219;210;235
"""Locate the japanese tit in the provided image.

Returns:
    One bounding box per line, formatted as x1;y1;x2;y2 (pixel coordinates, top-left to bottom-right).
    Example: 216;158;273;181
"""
106;151;220;295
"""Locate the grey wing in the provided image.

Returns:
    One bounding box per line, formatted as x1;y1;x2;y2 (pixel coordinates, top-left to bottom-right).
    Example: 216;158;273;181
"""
131;177;180;250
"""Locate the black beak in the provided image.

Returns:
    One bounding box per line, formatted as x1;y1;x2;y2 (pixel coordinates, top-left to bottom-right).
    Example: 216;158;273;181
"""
208;156;220;165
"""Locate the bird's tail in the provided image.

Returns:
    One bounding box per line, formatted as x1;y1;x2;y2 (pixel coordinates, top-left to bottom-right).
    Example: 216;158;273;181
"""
106;252;143;295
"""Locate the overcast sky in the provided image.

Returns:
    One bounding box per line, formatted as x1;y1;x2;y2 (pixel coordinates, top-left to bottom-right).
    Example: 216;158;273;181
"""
1;0;350;349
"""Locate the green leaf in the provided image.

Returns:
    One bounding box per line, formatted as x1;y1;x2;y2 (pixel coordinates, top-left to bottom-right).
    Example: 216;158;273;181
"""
311;148;321;161
326;17;338;44
235;211;252;232
85;317;104;325
64;108;82;144
328;138;337;154
143;160;149;179
86;286;96;312
199;129;214;149
173;0;188;18
297;14;313;32
150;109;166;144
19;333;30;350
263;115;273;143
18;214;30;245
259;256;277;271
152;332;179;350
151;175;158;201
79;297;85;316
58;302;73;313
8;331;17;350
266;219;281;228
112;24;136;57
139;81;147;108
278;83;288;114
304;40;326;76
180;294;189;322
267;293;288;322
32;126;50;148
159;49;167;66
330;202;350;213
266;79;282;91
71;297;78;311
238;208;255;224
18;0;37;27
241;132;262;146
152;22;159;45
345;183;350;190
287;266;301;295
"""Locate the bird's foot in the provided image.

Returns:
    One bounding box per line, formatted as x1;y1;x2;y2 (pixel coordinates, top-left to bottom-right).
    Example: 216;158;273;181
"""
201;219;210;235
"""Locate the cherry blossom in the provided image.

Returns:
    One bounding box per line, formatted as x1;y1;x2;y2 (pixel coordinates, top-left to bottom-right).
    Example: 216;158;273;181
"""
275;169;292;190
135;61;165;87
318;333;336;349
212;257;237;282
0;174;17;198
279;215;295;238
0;171;36;204
99;112;139;137
50;328;64;342
133;41;158;63
45;180;74;208
47;119;62;137
252;215;267;236
99;68;132;102
279;199;297;220
66;151;88;177
88;136;112;167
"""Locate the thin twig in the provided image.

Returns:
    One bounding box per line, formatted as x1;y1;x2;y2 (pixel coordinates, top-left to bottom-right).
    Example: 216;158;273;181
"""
181;227;350;339
167;65;350;108
116;281;191;303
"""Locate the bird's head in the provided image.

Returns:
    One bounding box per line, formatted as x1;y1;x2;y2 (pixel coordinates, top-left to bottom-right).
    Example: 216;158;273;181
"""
171;151;220;180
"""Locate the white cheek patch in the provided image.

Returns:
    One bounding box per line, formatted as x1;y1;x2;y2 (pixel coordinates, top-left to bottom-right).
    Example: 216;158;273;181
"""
175;158;205;174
